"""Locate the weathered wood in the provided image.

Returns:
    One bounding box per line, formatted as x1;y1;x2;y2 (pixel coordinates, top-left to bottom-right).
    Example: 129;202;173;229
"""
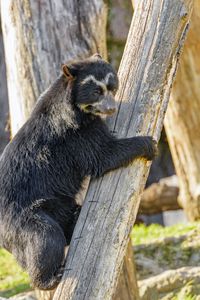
139;175;180;215
113;240;139;300
0;17;9;153
132;0;139;10
108;0;133;69
1;0;107;136
53;1;193;299
165;0;200;221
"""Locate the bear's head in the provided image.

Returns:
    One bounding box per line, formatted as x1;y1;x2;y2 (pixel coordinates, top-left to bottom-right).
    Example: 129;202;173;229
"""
62;54;118;117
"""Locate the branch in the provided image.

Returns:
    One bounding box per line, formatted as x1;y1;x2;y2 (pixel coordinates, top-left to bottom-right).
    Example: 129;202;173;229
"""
53;0;193;299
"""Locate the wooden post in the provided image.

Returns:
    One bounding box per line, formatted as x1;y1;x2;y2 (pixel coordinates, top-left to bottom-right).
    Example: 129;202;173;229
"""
164;0;200;221
53;0;193;299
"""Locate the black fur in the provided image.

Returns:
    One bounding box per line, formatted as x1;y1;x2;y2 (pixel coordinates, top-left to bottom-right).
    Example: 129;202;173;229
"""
0;55;156;290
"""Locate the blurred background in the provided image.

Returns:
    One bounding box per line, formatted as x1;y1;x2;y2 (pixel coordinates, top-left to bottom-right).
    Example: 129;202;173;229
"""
0;0;200;299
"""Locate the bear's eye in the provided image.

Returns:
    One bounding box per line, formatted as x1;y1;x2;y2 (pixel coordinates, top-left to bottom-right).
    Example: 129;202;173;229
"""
85;105;93;111
94;88;102;96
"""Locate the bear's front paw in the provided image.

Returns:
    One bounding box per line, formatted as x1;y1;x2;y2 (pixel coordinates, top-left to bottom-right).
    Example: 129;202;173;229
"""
142;136;158;161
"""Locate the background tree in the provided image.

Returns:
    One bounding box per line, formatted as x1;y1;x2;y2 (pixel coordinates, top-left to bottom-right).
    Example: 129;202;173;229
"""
165;0;200;221
1;0;107;136
0;16;9;154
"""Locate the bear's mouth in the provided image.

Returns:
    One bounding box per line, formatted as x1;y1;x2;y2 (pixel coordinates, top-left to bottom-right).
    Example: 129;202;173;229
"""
79;103;116;116
84;105;93;112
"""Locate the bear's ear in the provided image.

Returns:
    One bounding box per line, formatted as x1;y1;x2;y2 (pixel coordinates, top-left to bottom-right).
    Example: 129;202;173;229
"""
62;64;74;80
91;53;102;60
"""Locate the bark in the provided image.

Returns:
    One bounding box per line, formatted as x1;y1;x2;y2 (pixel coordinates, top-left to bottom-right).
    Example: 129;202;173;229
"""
131;0;139;10
164;0;200;221
107;4;141;298
35;290;54;300
0;18;9;153
139;175;180;215
1;0;107;136
113;240;139;300
53;1;193;300
107;0;133;69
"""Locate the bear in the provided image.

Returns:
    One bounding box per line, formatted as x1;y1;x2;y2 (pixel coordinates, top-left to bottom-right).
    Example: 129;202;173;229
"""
0;54;156;290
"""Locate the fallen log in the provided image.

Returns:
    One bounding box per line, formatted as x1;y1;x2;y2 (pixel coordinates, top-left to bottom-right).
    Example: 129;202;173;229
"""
139;175;180;215
138;266;200;299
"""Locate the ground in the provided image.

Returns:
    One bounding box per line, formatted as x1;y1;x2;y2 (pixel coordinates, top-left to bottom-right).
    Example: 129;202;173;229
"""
131;222;200;299
0;222;200;299
0;249;30;298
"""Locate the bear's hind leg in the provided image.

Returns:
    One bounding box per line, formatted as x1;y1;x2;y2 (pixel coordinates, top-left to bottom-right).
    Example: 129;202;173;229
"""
42;198;81;245
15;210;67;290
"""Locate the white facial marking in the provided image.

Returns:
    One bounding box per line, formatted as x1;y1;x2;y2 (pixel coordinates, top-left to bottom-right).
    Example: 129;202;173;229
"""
81;75;106;92
104;72;114;85
80;72;114;93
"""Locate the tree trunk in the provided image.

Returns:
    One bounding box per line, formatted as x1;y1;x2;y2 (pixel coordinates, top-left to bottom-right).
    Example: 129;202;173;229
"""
107;3;141;298
164;0;200;221
107;0;133;69
0;18;9;153
1;0;107;136
113;240;139;300
53;1;193;299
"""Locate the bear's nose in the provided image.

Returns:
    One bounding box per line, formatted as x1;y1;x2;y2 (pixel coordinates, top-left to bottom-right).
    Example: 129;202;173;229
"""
106;107;116;115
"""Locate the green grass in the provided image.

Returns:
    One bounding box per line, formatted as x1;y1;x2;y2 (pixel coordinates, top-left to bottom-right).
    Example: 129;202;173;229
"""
0;222;199;298
172;284;198;300
173;295;197;300
131;222;198;245
132;222;200;299
0;248;30;298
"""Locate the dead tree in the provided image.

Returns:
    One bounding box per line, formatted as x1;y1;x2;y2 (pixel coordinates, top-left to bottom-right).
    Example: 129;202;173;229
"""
165;0;200;221
1;0;107;136
113;241;139;300
53;0;193;299
0;17;9;153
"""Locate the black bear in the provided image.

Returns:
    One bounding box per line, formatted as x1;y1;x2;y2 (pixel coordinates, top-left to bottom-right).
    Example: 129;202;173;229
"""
0;54;156;290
